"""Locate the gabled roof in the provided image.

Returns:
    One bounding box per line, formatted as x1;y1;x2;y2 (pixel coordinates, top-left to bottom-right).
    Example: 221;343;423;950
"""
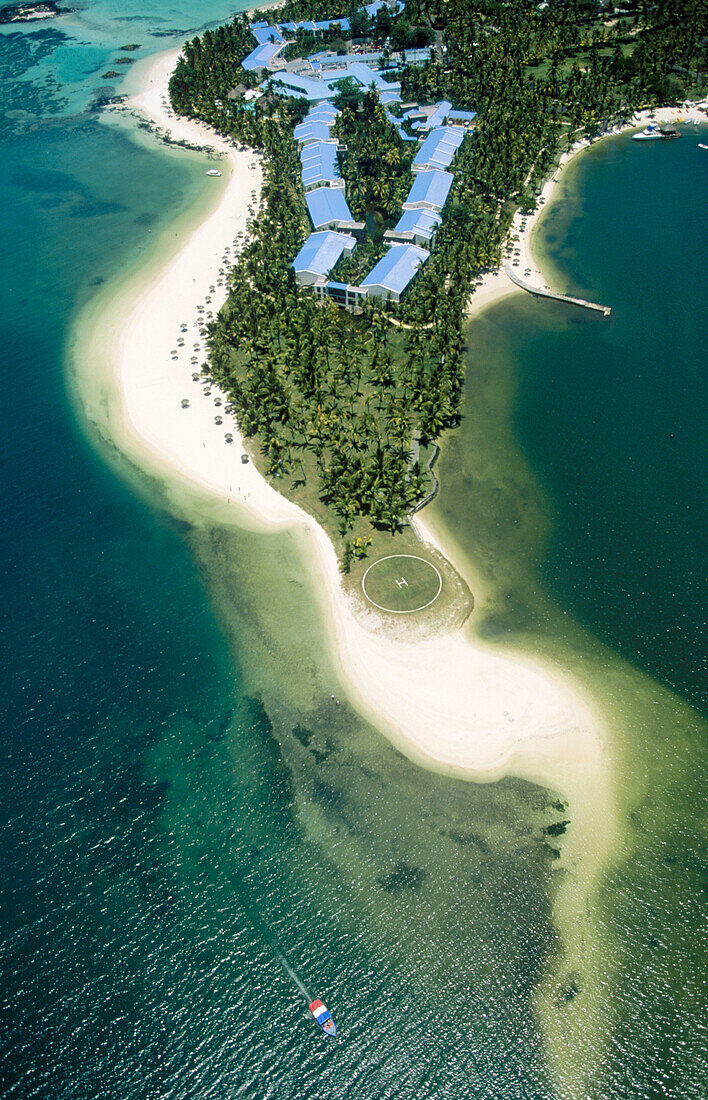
361;244;430;296
422;100;452;130
305;187;354;228
294;120;334;144
392;208;442;241
412;126;465;170
265;70;336;101
242;42;284;72
448;108;476;122
402;168;454;210
306;104;339;124
292;231;356;277
364;0;405;16
300;143;340;187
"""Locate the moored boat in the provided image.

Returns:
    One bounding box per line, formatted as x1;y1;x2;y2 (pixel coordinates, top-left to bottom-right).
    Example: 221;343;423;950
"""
633;124;662;140
206;168;222;176
633;124;680;141
308;998;336;1037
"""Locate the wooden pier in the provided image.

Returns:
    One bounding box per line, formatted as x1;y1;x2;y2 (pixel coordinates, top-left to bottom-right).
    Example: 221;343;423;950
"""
504;266;611;316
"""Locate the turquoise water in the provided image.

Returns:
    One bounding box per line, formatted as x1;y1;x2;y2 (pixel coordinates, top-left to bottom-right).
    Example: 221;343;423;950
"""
1;6;706;1095
0;6;565;1098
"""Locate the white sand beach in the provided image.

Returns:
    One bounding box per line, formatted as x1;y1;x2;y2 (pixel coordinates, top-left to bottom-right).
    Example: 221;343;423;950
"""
75;46;615;804
466;100;707;321
69;45;662;1089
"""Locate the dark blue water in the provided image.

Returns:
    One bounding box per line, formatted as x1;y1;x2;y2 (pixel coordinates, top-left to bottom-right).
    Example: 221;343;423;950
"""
0;8;564;1098
519;131;708;713
430;126;708;1099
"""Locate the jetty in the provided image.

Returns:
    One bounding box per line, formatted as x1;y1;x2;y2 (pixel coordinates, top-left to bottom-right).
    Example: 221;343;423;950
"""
504;266;611;316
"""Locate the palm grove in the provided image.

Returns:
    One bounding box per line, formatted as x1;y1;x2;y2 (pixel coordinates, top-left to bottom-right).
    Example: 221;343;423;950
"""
169;0;705;557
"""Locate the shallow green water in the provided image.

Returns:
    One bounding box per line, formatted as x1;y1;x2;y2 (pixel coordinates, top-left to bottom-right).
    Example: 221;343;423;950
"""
1;6;569;1097
431;129;708;1097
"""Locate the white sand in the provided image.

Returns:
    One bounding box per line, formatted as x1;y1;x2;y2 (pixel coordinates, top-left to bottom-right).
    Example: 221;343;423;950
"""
70;47;666;1088
466;100;707;321
73;46;615;796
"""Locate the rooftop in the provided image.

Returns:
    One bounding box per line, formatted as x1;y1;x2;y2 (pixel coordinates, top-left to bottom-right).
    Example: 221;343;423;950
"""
300;142;340;187
361;243;430;296
264;70;336;101
305;187;354;229
242;41;284;72
323;63;401;93
250;21;285;46
292;231;356;277
390;207;442;241
412;126;465;171
421;100;452;131
307;103;339;121
364;0;405;16
402;168;454;210
294;119;334;144
277;17;351;34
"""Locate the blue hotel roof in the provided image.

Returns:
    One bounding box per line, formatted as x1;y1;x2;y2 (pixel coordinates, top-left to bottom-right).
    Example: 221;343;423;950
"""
365;0;405;16
423;100;452;130
403;168;454;210
307;103;338;122
294;120;333;144
413;126;465;170
301;143;340;187
323;63;400;93
277;17;351;33
361;244;429;296
242;42;283;72
265;70;336;101
393;208;442;241
305;187;353;228
250;22;285;46
292;231;355;277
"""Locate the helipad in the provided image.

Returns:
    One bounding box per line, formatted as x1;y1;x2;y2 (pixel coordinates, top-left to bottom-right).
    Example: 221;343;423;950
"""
361;554;443;614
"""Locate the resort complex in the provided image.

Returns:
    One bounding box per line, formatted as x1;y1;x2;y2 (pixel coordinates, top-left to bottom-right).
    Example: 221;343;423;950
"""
167;0;706;544
237;4;476;307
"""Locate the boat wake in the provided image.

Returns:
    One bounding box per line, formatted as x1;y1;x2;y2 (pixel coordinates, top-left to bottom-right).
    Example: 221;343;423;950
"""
273;949;313;1004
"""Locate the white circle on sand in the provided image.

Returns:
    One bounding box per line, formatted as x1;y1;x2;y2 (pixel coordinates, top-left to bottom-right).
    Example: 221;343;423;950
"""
361;554;443;614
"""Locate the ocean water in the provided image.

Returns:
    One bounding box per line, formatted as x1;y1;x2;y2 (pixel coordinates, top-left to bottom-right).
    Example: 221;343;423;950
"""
1;6;566;1099
431;129;708;1097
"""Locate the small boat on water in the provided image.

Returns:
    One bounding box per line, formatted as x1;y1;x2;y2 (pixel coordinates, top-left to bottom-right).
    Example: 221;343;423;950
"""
206;169;222;177
699;143;708;150
633;124;680;141
633;124;662;140
308;998;336;1037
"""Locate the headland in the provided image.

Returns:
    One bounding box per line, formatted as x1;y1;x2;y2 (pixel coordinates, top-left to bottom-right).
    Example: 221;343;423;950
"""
71;8;707;1093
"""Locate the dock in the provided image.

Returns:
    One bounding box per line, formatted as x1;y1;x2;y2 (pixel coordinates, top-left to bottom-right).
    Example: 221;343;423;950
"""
504;266;611;316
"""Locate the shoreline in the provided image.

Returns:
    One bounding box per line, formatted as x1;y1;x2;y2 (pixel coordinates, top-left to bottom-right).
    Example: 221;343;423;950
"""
465;100;707;322
73;44;615;793
67;42;649;1092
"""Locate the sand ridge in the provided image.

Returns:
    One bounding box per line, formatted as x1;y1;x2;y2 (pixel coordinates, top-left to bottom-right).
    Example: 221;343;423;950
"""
73;46;618;790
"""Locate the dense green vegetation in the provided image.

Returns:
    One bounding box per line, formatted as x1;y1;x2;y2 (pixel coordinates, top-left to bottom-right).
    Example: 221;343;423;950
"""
169;0;705;557
334;87;413;219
